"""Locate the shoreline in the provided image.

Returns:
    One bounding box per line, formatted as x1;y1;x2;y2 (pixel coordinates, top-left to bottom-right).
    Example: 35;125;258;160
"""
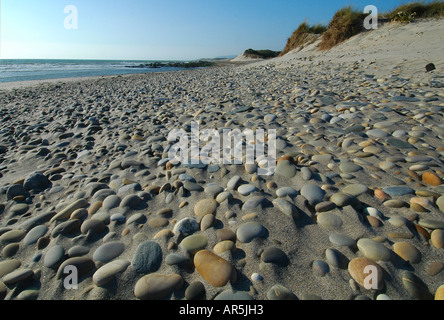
0;59;253;92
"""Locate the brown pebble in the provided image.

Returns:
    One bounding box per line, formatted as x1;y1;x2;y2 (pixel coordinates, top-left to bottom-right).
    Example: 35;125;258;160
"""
367;216;382;227
422;172;442;186
426;262;444;276
121;228;130;236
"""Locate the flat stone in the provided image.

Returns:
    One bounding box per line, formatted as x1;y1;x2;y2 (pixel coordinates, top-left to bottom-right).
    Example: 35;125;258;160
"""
185;281;206;300
389;216;408;227
43;245;65;268
0;259;21;278
179;234;208;253
315;201;337;213
422;172;442;186
134;273;183;300
242;196;267;212
51;219;81;237
317;212;343;228
50;199;89;223
342;184;369;196
348;257;384;289
301;184;326;206
194;250;235;287
402;271;432;300
81;219;106;235
67;246;90;257
418;219;444;230
431;230;444;248
194;199;218;217
236;222;267;243
275;160;297;178
93;259;130;286
357;238;392;261
165;253;190;266
214;290;254;300
23;225;48;246
272;198;298;219
237;184;257;196
227;176;242;190
339;162;363;174
2;268;34;286
312;260;330;277
384;186;415;197
276;187;298;198
131;241;163;274
329;233;356;247
330;192;355;207
325;248;349;269
213;240;235;254
120;194;142;209
366;129;389;138
387;138;413;149
393;242;421;264
93;241;125;263
266;284;295;300
261;247;289;266
0;229;26;243
384;199;408;208
10;204;29;215
426;262;444;276
102;195;121;209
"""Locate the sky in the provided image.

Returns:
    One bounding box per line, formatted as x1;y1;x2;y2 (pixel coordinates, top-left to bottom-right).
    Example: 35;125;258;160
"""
0;0;416;60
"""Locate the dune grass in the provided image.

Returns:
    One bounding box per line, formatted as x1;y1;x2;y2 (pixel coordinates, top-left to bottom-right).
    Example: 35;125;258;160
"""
384;1;444;22
279;22;327;56
318;6;367;50
280;1;444;55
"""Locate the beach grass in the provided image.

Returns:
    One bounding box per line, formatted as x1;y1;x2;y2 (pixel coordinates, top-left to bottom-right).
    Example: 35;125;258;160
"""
279;22;327;56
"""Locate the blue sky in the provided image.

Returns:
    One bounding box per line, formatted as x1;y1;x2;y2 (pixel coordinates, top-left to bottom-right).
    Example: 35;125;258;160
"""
1;0;414;60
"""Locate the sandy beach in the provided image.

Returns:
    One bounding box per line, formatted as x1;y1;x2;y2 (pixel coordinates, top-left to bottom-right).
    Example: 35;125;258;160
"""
1;18;444;301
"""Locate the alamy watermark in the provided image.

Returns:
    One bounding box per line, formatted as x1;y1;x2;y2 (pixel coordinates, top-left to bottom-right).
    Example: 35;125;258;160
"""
364;5;378;30
167;122;277;176
64;5;78;30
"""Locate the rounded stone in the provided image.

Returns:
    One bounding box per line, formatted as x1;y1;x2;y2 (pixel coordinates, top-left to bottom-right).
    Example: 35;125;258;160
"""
102;195;121;209
0;229;26;243
185;281;206;300
275;160;297;178
2;268;34;286
131;241;163;274
80;219;106;235
173;217;199;236
179;234;208;254
272;198;298;218
402;271;432;300
339;162;363;174
325;248;349;269
43;245;65;268
266;284;295;300
348;258;384;289
422;172;442;186
431;229;444;248
214;290;254;300
312;260;330;277
93;259;130;286
330;192;355;207
317;212;343;228
93;241;125;263
213;240;235;254
261;247;289;266
194;199;218;217
194;250;235;287
236;222;267;243
357;238;392;261
393;242;421;264
134;273;184;300
276;187;299;198
329;233;356;247
238;184;257;196
23;225;48;246
435;285;444;300
301;184;326;206
342;184;369;196
0;259;21;278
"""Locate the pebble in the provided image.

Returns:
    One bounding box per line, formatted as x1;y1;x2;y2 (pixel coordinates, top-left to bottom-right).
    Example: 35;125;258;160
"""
134;273;183;300
317;212;343;228
179;234;208;253
402;271;432;300
301;184;326;206
236;222;267;243
431;230;444;248
194;199;218;217
93;259;130;286
357;238;392;261
194;250;235;287
185;281;206;300
131;241;163;274
348;257;384;289
393;242;421;264
93;241;125;263
272;198;298;219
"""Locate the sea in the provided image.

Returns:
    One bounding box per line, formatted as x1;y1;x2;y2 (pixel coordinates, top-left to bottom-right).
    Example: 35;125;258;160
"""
0;59;192;83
